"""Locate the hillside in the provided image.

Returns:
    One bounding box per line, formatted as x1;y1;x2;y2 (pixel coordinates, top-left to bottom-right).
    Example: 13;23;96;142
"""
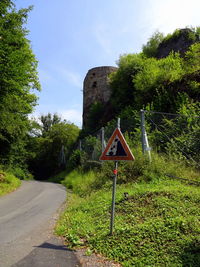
55;159;200;266
84;27;200;133
53;27;200;266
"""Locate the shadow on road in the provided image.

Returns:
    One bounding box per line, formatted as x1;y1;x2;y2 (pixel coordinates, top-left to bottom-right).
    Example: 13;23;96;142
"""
34;241;72;251
12;237;80;267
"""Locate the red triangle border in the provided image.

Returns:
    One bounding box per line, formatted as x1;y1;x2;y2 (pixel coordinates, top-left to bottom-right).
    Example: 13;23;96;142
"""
100;128;135;161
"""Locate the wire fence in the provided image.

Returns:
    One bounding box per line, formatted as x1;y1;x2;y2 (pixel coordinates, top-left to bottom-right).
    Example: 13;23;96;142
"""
76;110;200;172
144;110;200;168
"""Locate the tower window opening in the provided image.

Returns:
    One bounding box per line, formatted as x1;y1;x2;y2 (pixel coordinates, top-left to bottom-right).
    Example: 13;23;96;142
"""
92;81;97;88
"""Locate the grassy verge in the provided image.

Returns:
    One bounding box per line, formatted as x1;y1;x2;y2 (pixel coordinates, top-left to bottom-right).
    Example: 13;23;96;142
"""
0;171;21;196
56;176;200;266
55;150;200;266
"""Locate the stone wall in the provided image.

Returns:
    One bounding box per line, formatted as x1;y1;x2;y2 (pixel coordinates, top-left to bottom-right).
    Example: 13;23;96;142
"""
83;66;118;127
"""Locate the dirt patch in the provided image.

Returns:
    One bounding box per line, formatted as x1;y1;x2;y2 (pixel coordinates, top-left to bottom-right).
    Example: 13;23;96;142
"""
0;172;6;182
74;248;121;267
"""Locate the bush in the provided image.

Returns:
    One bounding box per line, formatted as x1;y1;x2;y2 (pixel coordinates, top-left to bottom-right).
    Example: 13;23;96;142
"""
61;170;98;196
67;150;87;170
142;31;164;58
0;170;21;196
5;166;33;180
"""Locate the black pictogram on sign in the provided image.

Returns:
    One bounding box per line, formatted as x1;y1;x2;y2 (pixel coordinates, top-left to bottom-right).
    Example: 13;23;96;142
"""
100;128;135;161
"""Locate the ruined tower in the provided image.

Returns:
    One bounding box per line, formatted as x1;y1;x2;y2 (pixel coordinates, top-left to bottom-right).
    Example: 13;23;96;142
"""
82;66;118;127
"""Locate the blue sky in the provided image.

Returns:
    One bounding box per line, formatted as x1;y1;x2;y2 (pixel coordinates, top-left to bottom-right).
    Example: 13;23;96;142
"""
15;0;200;127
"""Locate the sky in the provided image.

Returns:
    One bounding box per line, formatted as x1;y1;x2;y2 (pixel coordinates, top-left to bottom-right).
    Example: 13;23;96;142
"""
15;0;200;127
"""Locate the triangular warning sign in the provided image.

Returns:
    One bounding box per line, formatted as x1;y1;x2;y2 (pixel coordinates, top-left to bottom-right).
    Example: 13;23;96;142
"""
100;128;135;161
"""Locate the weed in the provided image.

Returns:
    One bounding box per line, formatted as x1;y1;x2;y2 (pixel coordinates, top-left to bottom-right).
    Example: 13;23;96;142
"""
0;171;21;196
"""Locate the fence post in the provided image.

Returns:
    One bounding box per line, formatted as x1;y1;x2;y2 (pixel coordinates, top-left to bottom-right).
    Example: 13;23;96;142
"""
101;127;105;153
117;117;120;129
140;110;146;154
140;110;152;162
79;139;82;151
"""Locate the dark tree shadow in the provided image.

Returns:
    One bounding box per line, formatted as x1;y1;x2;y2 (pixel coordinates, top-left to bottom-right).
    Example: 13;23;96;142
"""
13;238;80;267
181;241;200;267
34;242;73;251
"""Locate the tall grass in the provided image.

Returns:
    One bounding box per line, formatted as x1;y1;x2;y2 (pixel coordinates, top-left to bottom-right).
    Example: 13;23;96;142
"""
0;171;21;196
56;178;200;266
55;146;200;266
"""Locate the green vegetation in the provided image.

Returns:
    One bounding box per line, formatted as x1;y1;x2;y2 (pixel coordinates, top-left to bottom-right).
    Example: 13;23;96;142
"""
142;31;164;58
0;7;199;266
84;27;200;136
55;150;200;266
110;42;200;116
28;113;80;179
0;0;40;169
162;27;200;44
86;102;104;132
54;28;200;265
0;2;80;184
0;170;21;196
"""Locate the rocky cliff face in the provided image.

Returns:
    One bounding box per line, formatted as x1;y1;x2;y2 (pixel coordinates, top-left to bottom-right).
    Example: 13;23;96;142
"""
82;29;200;128
156;28;199;58
82;66;118;127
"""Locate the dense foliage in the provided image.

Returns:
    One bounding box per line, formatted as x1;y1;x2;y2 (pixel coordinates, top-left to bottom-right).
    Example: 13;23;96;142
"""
0;170;21;196
0;2;80;181
0;0;40;169
104;28;200;165
28;113;80;179
55;148;200;266
51;27;200;267
110;44;200;114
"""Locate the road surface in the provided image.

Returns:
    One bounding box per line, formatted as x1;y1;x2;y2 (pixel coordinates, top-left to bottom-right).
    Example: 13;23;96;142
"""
0;181;80;267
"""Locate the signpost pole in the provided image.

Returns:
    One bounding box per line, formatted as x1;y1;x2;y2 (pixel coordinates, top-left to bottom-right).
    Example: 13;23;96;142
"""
110;118;120;235
110;160;118;235
100;117;134;235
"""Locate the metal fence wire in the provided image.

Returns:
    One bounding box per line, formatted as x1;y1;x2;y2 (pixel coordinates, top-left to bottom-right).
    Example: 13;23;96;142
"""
77;110;200;169
144;110;200;168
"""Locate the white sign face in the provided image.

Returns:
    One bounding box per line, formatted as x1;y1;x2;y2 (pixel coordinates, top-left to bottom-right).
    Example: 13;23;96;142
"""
106;135;127;157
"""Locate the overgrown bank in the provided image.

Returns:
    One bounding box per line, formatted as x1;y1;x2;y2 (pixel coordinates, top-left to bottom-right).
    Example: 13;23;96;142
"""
55;149;200;266
0;171;21;196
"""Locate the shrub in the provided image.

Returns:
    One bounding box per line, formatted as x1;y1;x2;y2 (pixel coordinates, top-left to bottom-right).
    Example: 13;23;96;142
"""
3;166;33;180
67;150;87;170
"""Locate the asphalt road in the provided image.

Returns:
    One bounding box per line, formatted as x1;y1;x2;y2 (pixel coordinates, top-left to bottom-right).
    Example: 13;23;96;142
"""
0;181;80;267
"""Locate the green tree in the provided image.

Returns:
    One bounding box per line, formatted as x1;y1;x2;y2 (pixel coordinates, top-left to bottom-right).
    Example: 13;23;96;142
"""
0;0;40;166
109;53;144;112
142;31;164;58
28;115;80;179
40;113;61;136
184;43;200;73
86;102;104;132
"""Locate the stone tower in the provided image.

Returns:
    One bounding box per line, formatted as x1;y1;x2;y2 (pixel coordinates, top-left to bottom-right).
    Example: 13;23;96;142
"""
82;66;118;127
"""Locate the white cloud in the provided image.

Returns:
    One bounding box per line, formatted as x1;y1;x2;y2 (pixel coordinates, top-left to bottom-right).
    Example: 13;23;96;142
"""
147;0;200;35
59;109;82;127
29;108;82;128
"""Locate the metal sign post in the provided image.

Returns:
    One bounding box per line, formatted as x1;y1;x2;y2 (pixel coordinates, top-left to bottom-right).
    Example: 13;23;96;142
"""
99;118;135;235
110;161;118;235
